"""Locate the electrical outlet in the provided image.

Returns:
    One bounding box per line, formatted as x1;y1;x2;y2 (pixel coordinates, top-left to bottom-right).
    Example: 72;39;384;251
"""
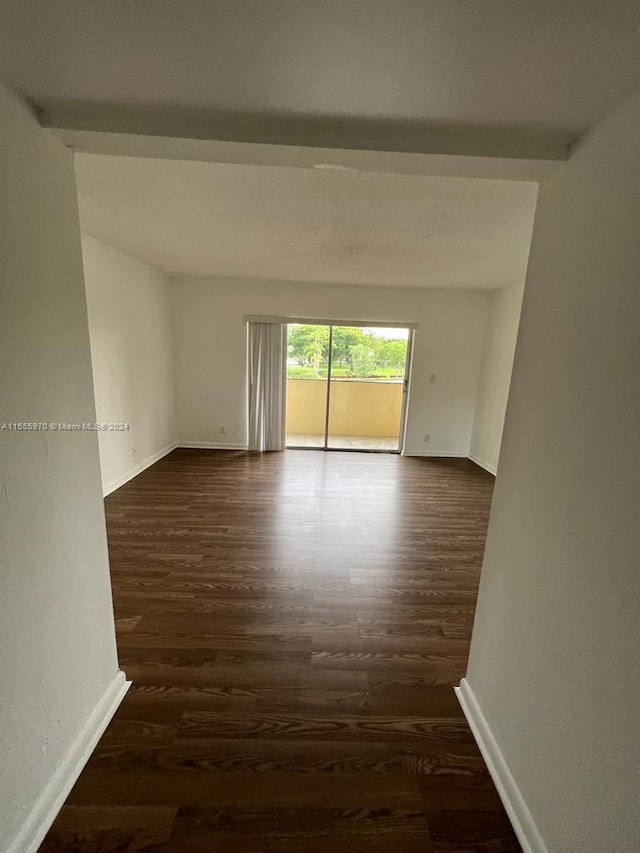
131;446;137;457
220;424;227;435
424;433;431;443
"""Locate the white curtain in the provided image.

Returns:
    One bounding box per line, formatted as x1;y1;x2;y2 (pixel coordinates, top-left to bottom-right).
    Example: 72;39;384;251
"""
247;322;287;451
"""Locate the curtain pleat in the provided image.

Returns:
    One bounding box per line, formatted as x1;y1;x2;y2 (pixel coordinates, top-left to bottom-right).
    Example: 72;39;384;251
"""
247;322;287;451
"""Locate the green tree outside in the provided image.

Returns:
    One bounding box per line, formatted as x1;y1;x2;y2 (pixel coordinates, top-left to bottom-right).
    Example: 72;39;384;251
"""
379;339;407;374
348;343;377;377
287;324;407;380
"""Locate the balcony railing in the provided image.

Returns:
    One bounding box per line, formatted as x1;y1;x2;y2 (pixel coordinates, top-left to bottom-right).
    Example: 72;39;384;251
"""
286;378;404;448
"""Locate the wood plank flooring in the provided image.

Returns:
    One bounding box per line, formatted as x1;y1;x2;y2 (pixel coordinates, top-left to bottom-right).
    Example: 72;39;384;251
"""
40;449;521;852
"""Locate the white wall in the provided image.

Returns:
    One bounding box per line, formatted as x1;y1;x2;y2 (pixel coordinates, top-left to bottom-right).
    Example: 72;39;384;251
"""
82;234;176;494
171;277;490;456
464;89;640;851
0;86;124;852
469;282;524;474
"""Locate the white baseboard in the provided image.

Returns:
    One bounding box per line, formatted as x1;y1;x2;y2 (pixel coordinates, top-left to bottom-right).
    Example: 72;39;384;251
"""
102;440;178;496
455;678;548;853
8;670;130;853
403;450;469;458
178;441;248;450
468;453;498;475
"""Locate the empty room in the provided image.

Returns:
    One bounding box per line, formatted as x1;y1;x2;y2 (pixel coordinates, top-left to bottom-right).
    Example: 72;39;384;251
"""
1;4;639;853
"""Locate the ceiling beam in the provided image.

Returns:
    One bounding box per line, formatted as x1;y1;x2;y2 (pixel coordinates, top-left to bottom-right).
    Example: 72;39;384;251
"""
44;105;568;181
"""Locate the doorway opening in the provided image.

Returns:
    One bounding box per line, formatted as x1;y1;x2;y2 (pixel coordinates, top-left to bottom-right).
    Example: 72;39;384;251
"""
285;323;412;452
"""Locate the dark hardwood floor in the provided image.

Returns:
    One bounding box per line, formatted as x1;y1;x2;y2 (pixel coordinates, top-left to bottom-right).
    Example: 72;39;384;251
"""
40;449;520;852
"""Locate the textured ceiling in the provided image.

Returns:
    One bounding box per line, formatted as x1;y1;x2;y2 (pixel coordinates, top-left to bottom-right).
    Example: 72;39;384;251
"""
2;1;640;156
75;154;538;288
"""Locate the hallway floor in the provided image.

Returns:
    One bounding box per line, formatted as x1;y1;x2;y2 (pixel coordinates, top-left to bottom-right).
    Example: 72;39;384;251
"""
40;449;520;852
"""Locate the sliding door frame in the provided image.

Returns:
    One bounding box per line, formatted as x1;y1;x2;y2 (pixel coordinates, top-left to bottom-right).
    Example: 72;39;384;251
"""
322;325;334;451
285;322;414;455
397;327;414;454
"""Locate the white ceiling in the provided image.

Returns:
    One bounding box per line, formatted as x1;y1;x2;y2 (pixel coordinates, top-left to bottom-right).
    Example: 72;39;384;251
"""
8;2;632;288
2;1;640;159
75;154;538;289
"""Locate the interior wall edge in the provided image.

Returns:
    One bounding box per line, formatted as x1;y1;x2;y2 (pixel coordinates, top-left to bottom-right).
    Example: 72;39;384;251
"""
102;441;178;496
467;452;498;476
455;678;549;853
6;672;130;853
82;233;177;494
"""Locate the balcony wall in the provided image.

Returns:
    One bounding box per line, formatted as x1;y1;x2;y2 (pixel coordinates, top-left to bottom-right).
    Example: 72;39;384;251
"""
286;378;403;437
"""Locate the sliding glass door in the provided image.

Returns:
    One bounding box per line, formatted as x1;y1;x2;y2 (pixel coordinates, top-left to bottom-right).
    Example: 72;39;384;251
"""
285;323;411;452
284;324;330;448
